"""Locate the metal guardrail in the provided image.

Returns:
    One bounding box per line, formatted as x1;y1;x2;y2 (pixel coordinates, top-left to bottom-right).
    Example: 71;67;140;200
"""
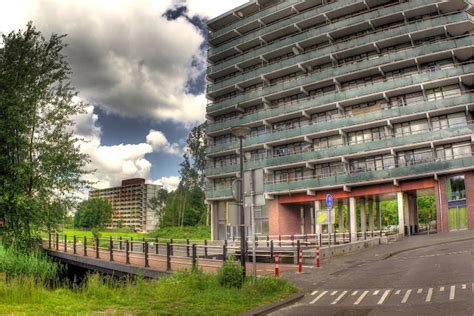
43;230;390;270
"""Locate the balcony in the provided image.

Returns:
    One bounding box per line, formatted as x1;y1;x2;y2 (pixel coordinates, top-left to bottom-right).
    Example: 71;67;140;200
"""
209;0;301;42
206;35;471;123
206;70;473;155
209;0;362;58
264;155;474;193
205;123;474;176
207;10;470;84
205;188;233;200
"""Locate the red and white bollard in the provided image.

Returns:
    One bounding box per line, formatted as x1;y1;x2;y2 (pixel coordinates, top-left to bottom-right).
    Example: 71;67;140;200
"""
315;246;320;268
298;250;303;273
274;253;280;277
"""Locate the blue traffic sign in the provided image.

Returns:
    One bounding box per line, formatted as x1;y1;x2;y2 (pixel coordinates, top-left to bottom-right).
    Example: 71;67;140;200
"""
326;194;333;210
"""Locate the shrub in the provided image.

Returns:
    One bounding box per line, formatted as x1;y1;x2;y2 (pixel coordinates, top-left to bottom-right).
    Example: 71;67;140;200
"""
216;257;244;288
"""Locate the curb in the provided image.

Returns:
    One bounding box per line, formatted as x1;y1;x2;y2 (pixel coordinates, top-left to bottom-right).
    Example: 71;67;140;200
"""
239;292;304;316
382;236;474;260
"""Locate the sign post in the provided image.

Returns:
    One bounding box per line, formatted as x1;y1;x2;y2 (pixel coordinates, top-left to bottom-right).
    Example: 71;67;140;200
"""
326;194;333;246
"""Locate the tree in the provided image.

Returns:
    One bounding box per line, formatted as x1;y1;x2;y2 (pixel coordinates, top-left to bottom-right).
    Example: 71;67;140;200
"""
73;198;112;229
417;195;436;229
0;23;89;250
149;188;169;226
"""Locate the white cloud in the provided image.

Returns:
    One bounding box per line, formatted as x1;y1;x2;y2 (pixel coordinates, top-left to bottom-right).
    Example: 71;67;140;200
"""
152;176;181;191
146;129;181;155
73;105;178;191
2;0;208;125
186;0;250;19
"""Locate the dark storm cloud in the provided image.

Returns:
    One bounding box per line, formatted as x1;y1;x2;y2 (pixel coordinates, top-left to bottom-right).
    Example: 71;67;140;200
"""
29;0;207;124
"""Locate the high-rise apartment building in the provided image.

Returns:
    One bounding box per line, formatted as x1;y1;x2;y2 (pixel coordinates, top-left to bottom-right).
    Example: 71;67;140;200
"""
89;178;161;232
205;0;474;240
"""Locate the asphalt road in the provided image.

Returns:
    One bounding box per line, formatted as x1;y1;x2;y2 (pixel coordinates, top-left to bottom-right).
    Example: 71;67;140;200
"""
273;238;474;316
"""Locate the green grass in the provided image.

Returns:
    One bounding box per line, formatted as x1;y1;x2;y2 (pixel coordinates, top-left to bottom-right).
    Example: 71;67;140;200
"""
0;245;62;282
43;226;211;242
0;271;297;315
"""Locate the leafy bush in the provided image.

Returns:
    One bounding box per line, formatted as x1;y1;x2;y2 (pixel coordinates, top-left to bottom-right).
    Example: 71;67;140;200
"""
216;257;244;288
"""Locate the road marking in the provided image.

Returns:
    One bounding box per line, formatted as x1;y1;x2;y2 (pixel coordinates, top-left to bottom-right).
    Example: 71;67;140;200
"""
449;285;455;300
440;286;445;292
311;290;318;296
354;290;369;305
395;290;401;295
310;291;328;304
373;290;380;295
425;288;433;302
377;290;391;305
331;291;348;305
461;284;466;289
417;289;423;294
401;289;412;304
351;291;358;296
331;290;338;296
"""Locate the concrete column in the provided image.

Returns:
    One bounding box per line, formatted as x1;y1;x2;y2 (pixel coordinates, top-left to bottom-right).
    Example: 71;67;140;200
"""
375;198;381;230
300;207;305;235
368;198;374;232
360;197;367;233
397;192;405;235
338;200;344;232
349;197;357;239
314;200;322;235
408;193;416;234
310;207;315;234
210;202;216;241
404;192;410;236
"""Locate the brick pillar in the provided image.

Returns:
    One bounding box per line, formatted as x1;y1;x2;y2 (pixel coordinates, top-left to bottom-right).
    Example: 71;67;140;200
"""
268;199;301;236
465;171;474;230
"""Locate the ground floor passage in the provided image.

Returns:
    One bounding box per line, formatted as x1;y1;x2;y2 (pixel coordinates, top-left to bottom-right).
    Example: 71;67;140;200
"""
211;171;474;240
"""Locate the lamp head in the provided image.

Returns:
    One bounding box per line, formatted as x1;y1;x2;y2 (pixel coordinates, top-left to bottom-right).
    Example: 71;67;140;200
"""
231;126;251;138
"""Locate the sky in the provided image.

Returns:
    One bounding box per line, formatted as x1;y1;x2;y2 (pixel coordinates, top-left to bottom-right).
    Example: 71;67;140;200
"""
0;0;248;191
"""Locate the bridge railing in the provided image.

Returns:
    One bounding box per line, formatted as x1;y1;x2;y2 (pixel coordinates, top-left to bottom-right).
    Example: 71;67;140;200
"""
43;230;390;272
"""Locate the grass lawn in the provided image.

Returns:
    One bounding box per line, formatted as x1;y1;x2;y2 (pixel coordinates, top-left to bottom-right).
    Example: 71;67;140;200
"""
43;226;211;242
0;271;297;315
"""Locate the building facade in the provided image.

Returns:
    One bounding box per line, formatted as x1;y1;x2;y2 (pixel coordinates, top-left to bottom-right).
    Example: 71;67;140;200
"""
205;0;474;240
89;178;161;232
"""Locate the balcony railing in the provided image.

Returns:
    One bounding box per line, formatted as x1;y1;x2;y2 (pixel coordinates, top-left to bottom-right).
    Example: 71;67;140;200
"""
206;35;471;120
205;122;474;176
209;0;361;57
206;67;473;154
264;154;474;193
207;10;470;91
209;0;299;41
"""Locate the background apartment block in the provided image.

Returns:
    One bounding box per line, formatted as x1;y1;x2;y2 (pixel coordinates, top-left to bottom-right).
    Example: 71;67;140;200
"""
205;0;474;240
89;178;161;232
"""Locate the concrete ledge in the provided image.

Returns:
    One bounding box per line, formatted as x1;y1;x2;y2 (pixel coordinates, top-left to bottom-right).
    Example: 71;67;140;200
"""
239;292;304;316
301;238;382;264
46;250;171;279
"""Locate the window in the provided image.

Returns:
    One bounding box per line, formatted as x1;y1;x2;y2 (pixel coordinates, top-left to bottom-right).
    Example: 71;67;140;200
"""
447;175;466;201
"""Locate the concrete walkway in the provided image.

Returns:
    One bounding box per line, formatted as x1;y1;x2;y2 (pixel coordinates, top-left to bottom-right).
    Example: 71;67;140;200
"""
281;230;474;293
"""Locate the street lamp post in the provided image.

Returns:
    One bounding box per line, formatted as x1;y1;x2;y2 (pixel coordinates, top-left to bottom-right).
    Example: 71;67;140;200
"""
231;126;251;277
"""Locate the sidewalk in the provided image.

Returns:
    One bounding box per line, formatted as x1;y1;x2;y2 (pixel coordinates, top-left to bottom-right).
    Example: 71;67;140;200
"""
281;230;474;292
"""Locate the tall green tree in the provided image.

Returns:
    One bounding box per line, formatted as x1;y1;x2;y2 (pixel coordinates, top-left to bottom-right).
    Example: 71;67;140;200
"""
0;23;89;250
73;198;112;229
155;122;208;228
148;188;169;226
